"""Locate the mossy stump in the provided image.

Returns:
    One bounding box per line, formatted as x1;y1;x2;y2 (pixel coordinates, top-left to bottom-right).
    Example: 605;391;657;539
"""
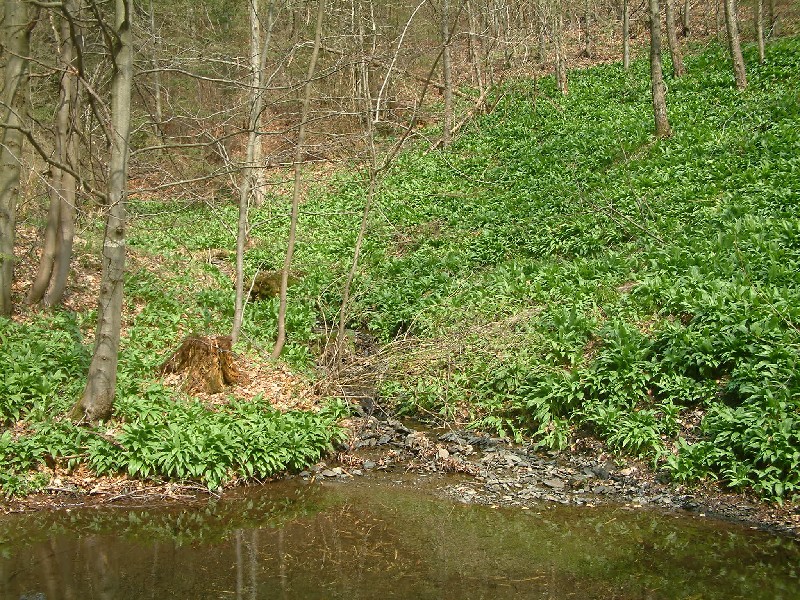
159;335;239;394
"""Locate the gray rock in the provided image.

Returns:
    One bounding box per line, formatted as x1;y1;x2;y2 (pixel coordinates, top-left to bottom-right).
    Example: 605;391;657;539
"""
544;478;566;489
321;470;337;477
362;460;377;470
387;419;412;434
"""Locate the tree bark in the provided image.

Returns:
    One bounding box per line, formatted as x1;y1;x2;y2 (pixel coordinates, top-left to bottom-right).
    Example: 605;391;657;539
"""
622;0;630;70
249;0;266;206
766;0;777;37
649;0;672;137
681;0;690;36
664;0;686;77
232;0;275;344
466;0;485;94
73;0;133;422
0;0;33;316
440;0;453;147
335;0;377;371
582;0;593;58
147;0;165;148
723;0;747;90
554;12;568;95
29;1;79;307
271;0;324;360
754;0;765;63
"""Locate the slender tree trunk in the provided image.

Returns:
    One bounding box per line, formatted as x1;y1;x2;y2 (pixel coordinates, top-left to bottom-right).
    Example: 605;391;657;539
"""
335;0;377;371
623;0;631;70
554;12;568;95
249;0;266;206
466;0;485;94
754;0;765;63
28;168;62;304
73;0;133;422
232;0;275;344
582;0;593;58
0;0;33;317
147;0;165;148
271;0;324;359
649;0;672;137
766;0;777;37
45;37;79;309
723;0;747;89
30;2;79;306
46;0;79;307
665;0;686;76
441;0;453;147
681;0;691;36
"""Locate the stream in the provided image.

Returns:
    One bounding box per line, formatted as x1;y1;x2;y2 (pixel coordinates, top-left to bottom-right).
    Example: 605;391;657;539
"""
1;476;798;599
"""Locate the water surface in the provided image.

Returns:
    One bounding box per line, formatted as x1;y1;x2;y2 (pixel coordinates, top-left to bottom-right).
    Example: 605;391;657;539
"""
1;477;798;599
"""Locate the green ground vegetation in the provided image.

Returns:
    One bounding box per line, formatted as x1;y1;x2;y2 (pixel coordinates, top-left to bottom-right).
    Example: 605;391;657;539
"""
2;38;799;501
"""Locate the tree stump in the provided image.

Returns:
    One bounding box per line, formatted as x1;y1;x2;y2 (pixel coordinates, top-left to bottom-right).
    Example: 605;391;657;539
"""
159;335;239;394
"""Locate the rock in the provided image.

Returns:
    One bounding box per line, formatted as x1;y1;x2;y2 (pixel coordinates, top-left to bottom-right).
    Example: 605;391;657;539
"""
362;460;377;470
387;419;412;434
620;467;636;477
377;435;392;445
298;471;310;478
437;447;450;460
321;470;337;478
544;478;566;490
332;467;343;475
592;463;613;480
352;469;363;476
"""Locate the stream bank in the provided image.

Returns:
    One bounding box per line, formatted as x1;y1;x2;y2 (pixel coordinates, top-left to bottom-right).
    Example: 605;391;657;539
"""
307;413;800;539
1;413;798;539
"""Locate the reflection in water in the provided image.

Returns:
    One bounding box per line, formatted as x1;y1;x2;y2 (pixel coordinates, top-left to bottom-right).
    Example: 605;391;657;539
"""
1;479;798;599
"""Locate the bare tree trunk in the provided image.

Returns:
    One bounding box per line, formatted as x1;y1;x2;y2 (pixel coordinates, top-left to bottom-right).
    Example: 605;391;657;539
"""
554;12;568;95
249;0;266;206
665;0;686;76
582;0;593;58
46;0;81;307
681;0;691;36
232;0;275;344
754;0;765;63
723;0;747;90
28;169;61;304
148;0;165;147
272;0;324;359
335;0;377;371
30;2;79;306
466;0;485;94
623;0;631;70
441;0;454;147
73;0;133;422
766;0;777;37
649;0;672;137
0;0;33;317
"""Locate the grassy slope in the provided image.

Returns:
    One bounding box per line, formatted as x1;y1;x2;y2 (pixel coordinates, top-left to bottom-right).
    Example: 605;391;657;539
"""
297;39;799;499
